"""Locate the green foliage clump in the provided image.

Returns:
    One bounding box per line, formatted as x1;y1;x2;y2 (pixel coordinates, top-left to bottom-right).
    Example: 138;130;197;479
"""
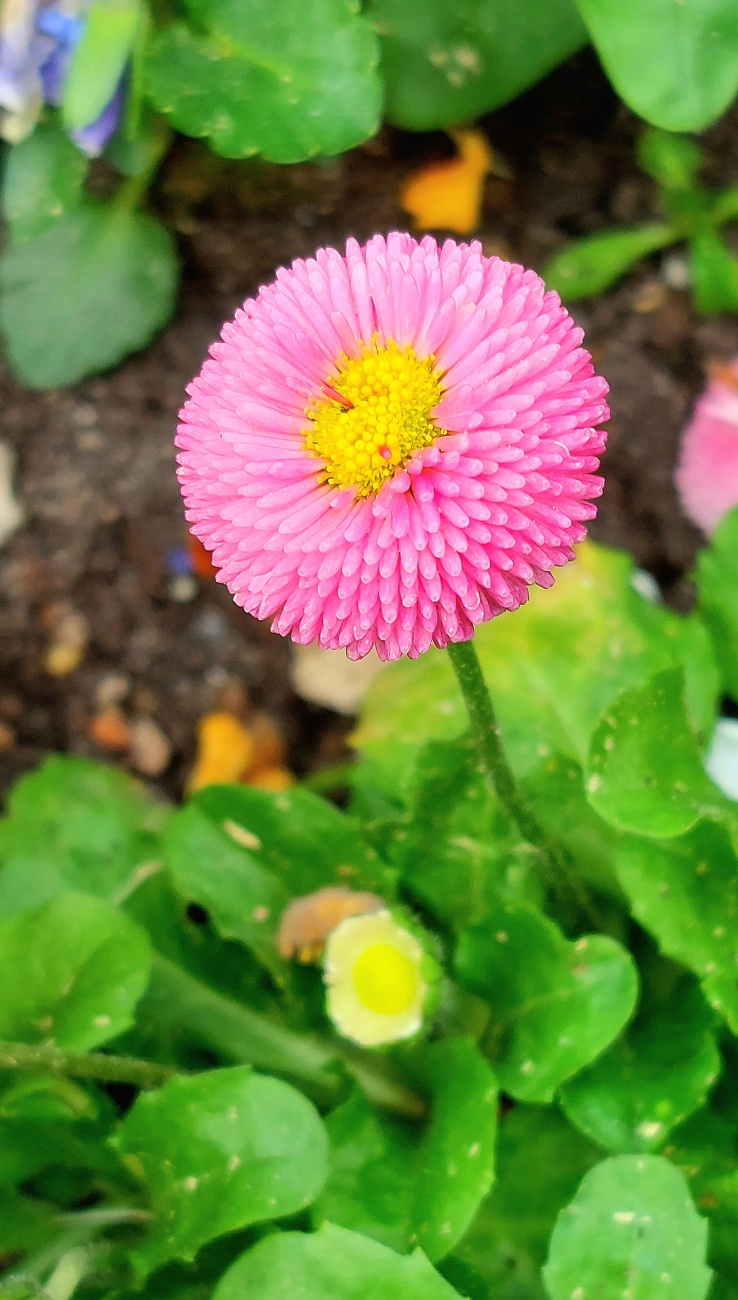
5;1;738;386
0;522;738;1297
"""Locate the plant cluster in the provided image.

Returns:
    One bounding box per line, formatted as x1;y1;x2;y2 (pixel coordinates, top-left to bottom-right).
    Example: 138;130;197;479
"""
0;510;737;1299
545;127;738;309
3;0;738;389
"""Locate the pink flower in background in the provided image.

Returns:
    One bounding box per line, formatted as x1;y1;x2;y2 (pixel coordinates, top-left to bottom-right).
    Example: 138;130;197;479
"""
177;233;609;661
676;360;738;535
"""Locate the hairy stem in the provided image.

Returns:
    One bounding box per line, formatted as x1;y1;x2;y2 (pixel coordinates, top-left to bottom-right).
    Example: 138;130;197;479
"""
447;639;598;924
0;1041;175;1090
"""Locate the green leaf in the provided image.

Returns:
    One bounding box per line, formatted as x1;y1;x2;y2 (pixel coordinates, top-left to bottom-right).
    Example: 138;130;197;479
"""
0;755;166;915
586;668;730;839
63;0;141;132
0;892;151;1049
313;1038;497;1261
543;224;676;300
191;782;393;898
0;1075;120;1189
448;1106;601;1300
140;953;342;1098
146;0;381;163
354;542;717;797
0;198;177;389
1;122;88;236
613;818;738;1032
455;903;638;1102
689;230;738;313
213;1223;463;1300
543;1153;711;1300
695;507;738;701
116;1065;329;1275
636;127;702;189
395;735;541;930
0;1190;56;1255
560;975;721;1152
666;1108;738;1286
368;0;586;131
163;805;290;981
575;0;738;132
522;753;625;902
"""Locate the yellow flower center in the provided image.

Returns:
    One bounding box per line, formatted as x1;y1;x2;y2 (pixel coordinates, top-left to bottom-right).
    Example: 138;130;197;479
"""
304;338;444;497
352;942;420;1016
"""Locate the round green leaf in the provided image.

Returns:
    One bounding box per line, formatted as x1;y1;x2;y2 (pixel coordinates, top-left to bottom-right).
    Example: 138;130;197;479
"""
543;223;675;301
586;668;729;839
163;804;290;981
2;123;88;237
369;0;586;131
449;1105;601;1299
191;783;393;898
695;507;738;702
576;0;738;132
560;977;721;1152
455;904;638;1102
213;1223;463;1300
396;735;541;931
313;1038;498;1261
0;755;166;914
0;892;151;1050
614;818;738;1033
116;1066;329;1275
146;0;381;162
0;198;177;389
543;1154;712;1300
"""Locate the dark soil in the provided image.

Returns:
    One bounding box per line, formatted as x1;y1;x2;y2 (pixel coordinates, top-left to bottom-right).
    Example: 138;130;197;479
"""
1;50;736;799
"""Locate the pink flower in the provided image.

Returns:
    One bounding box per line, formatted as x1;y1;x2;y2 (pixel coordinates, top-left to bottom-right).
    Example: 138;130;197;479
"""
676;360;738;535
176;233;609;661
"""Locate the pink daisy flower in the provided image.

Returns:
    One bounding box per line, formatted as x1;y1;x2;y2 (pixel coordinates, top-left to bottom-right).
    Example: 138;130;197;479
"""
176;233;609;661
676;359;738;535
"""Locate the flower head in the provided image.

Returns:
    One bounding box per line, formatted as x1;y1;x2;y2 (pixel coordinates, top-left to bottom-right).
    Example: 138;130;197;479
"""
177;233;609;661
676;360;738;535
323;908;438;1047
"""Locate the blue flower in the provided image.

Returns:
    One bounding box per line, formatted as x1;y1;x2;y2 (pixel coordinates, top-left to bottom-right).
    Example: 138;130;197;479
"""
0;0;125;154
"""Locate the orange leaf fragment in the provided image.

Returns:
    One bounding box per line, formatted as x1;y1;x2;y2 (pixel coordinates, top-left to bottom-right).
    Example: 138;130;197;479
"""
187;534;217;580
89;706;132;753
277;886;384;963
399;128;494;236
246;765;295;793
187;711;255;794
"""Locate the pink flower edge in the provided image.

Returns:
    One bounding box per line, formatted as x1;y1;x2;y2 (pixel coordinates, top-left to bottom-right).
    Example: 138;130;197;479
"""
177;232;609;661
676;361;738;536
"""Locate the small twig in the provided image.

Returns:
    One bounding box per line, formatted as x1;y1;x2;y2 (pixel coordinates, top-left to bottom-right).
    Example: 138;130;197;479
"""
0;1041;176;1090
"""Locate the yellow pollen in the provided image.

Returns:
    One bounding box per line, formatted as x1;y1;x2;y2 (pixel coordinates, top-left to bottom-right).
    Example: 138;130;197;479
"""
352;942;420;1015
304;337;444;497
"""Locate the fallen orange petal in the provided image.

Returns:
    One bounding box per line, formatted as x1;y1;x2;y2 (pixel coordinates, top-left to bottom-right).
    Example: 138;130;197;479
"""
244;711;286;778
400;128;493;236
187;534;218;580
246;764;295;792
89;706;132;753
188;711;255;794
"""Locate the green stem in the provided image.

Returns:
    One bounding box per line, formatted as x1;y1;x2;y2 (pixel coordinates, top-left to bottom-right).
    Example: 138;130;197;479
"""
0;1041;174;1090
147;955;426;1118
447;639;598;924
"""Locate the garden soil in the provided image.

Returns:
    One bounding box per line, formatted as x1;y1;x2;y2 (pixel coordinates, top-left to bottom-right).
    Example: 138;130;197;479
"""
1;51;736;799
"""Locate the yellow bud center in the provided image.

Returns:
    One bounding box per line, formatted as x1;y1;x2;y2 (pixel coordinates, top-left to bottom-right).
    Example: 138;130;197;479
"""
352;942;420;1016
304;337;444;497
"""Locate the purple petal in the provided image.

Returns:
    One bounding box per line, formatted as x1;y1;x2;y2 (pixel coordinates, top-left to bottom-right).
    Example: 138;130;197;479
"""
71;73;125;156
